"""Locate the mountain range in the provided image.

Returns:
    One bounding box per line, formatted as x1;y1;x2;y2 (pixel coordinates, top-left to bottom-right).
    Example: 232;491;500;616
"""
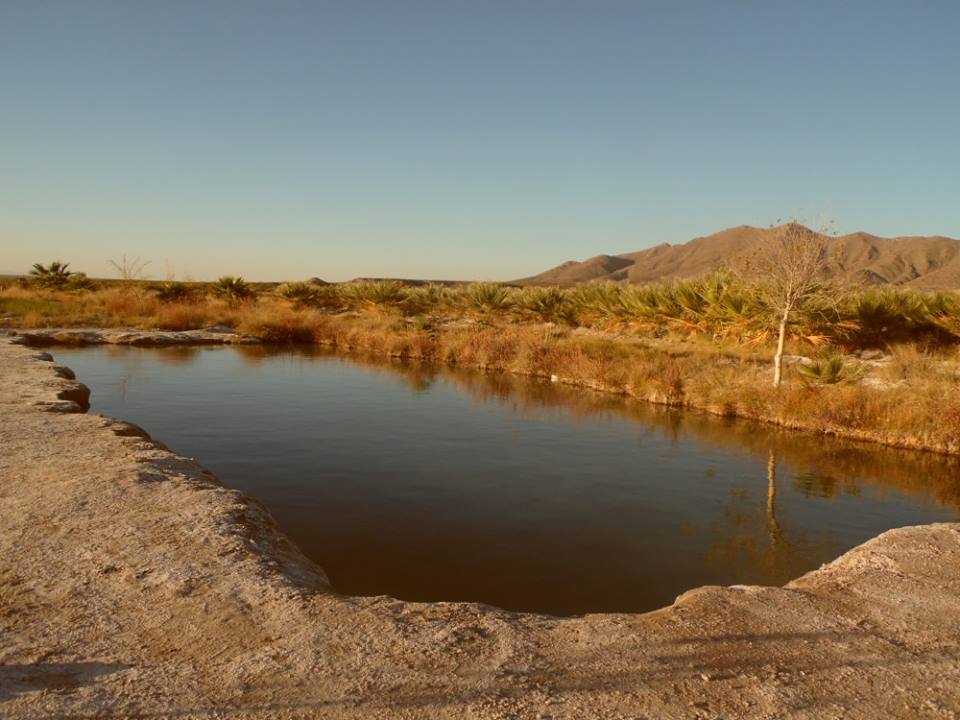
513;225;960;289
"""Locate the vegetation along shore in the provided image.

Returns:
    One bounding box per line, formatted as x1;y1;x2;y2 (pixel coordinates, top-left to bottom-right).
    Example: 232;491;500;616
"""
4;247;960;456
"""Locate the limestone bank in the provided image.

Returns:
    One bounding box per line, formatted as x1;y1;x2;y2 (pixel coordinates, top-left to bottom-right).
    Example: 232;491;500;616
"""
1;337;958;718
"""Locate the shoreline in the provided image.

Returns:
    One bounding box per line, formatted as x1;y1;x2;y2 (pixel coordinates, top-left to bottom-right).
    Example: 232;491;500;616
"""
10;324;960;458
1;336;960;717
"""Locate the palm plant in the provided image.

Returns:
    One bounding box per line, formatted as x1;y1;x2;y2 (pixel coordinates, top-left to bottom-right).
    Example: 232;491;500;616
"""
67;272;97;291
460;282;514;313
797;353;864;385
619;284;666;324
658;281;711;333
403;284;454;314
568;282;626;321
30;261;74;289
840;287;932;345
348;281;405;308
277;281;322;307
516;286;575;323
211;276;256;304
922;291;960;341
701;282;767;341
155;281;193;303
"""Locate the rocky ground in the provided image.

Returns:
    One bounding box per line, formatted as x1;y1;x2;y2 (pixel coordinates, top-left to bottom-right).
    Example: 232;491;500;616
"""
1;336;959;719
8;326;260;347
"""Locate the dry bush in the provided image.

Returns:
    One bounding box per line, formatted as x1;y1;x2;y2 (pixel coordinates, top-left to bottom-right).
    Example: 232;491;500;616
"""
880;344;944;383
3;281;960;454
236;306;322;344
475;329;521;369
102;287;161;318
152;302;216;331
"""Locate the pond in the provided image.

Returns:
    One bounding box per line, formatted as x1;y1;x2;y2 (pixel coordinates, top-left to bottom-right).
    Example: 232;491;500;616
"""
53;345;960;616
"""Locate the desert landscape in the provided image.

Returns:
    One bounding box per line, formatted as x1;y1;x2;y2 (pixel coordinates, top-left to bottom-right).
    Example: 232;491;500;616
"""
3;221;960;717
3;333;960;719
4;223;960;455
3;2;960;718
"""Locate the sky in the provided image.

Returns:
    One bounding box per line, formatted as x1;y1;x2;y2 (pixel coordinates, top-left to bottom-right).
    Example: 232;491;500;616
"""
2;1;959;281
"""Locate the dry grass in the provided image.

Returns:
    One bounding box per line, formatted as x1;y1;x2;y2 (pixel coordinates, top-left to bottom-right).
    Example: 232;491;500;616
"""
4;278;959;344
3;282;960;454
282;312;960;454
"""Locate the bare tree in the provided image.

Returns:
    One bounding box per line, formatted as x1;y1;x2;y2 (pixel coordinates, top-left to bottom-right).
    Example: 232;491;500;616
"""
107;254;151;281
751;223;831;387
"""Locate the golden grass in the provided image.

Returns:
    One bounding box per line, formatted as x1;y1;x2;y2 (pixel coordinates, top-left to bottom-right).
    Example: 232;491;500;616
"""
254;311;958;454
3;284;959;454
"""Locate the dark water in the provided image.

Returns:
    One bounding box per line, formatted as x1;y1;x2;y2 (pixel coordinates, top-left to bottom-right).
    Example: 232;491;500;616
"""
53;345;960;616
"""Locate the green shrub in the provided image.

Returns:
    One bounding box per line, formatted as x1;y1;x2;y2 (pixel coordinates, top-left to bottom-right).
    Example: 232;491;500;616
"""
211;276;256;304
155;282;193;303
403;284;454;314
517;286;574;323
277;281;322;306
797;353;864;385
461;282;514;313
29;261;74;289
67;272;97;291
569;282;626;320
924;291;960;340
348;281;405;308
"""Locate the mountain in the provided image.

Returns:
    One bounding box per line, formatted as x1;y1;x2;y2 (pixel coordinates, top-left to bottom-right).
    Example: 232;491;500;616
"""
514;225;960;289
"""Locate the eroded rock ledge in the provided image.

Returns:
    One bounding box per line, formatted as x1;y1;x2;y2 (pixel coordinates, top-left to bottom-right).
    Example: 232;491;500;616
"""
1;337;958;719
8;325;259;347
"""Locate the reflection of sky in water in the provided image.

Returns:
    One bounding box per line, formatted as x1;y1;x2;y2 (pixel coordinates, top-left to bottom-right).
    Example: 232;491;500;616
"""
54;345;960;616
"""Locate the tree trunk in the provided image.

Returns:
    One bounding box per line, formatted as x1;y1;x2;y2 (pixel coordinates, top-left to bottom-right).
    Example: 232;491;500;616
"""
773;307;790;387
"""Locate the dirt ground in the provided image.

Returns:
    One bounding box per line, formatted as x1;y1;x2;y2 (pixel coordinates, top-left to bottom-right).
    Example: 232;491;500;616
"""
1;336;959;719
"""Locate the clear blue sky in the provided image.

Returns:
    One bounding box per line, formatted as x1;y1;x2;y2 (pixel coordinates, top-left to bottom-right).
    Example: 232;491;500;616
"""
2;1;958;281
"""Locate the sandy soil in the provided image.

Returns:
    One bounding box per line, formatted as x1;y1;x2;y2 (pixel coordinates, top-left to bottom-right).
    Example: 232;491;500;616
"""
1;336;959;719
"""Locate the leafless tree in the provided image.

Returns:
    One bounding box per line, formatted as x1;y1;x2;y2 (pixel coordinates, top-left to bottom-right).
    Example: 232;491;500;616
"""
751;222;831;386
107;254;151;281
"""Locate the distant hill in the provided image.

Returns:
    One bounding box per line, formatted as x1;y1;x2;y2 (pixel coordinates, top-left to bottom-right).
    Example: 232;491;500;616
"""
514;225;960;289
348;277;465;287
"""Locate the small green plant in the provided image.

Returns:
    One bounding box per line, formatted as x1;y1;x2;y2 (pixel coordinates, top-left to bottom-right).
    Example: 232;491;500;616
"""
155;281;193;303
67;272;97;291
403;284;453;314
461;282;514;313
348;281;405;308
569;282;627;321
277;281;322;307
211;276;256;304
276;281;346;309
29;261;74;289
922;291;960;341
517;286;575;323
797;353;864;385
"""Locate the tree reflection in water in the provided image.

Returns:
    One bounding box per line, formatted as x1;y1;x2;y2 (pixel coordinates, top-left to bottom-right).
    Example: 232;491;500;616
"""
236;344;960;512
101;343;960;517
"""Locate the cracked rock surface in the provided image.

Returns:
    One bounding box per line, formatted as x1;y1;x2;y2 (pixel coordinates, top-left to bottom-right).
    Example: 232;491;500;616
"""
1;338;958;718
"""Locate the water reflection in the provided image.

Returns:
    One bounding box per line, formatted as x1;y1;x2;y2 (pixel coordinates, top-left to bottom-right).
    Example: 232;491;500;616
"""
358;352;960;512
54;344;960;615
